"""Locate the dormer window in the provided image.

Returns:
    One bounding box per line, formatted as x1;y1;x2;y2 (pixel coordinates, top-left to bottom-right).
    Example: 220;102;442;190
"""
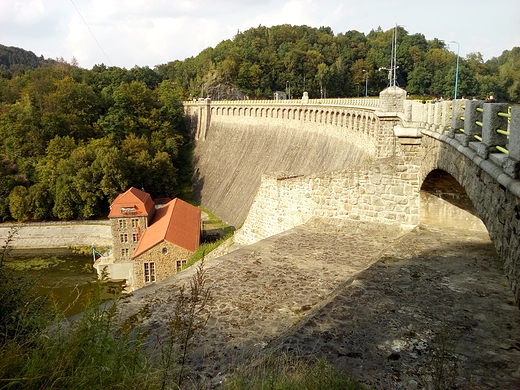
120;207;137;215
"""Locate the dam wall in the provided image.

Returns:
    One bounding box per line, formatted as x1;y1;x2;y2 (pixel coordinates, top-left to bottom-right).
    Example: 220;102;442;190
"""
186;101;385;227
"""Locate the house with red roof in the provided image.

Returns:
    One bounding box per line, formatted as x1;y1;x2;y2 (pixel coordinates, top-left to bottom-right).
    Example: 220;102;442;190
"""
95;187;201;290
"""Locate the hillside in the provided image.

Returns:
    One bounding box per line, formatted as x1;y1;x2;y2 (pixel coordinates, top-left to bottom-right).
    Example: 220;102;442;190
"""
0;44;52;75
0;24;518;222
155;25;520;103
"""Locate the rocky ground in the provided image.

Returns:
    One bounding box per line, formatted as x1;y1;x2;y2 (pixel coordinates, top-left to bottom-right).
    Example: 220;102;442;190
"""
119;219;520;389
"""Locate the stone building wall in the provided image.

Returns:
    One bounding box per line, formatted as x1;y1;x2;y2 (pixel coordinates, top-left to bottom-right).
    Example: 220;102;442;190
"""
132;241;191;290
110;215;149;263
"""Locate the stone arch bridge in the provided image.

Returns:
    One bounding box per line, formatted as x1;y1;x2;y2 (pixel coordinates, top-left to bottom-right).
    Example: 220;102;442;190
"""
184;88;520;306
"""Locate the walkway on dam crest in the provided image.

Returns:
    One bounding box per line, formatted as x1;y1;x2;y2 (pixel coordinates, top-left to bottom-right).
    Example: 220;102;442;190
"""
119;219;520;389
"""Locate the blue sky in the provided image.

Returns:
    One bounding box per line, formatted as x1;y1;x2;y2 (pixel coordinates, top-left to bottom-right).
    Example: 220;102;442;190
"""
1;0;519;69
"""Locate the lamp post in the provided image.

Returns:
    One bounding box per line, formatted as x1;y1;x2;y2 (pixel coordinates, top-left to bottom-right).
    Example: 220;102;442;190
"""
450;41;460;99
286;81;291;100
363;70;368;97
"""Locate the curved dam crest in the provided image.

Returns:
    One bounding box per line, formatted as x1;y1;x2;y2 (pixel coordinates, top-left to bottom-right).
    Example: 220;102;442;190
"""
189;109;379;227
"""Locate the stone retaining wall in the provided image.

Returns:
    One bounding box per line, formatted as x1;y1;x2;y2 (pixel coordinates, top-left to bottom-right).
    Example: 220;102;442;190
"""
235;158;421;245
0;223;112;249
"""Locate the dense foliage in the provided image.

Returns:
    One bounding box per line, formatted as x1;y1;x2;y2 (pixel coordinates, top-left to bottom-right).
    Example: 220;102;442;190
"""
0;61;191;221
0;44;55;78
157;25;520;102
1;24;518;222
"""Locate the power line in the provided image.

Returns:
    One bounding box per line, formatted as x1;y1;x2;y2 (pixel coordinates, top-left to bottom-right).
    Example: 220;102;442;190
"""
70;0;113;66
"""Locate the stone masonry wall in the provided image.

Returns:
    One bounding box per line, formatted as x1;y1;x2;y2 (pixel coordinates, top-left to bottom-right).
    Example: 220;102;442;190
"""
233;95;423;246
132;241;191;290
110;215;149;263
187;93;520;304
235;157;421;245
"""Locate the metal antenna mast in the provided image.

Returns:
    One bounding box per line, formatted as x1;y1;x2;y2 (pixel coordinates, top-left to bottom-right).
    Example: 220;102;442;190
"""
379;24;404;87
392;24;398;86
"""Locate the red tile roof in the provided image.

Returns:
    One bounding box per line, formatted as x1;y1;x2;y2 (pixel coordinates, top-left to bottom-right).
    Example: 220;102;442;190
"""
132;198;200;258
108;187;155;218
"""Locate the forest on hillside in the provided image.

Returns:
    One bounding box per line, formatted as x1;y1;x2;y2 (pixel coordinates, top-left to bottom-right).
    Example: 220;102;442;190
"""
0;24;519;222
0;61;190;222
155;25;520;102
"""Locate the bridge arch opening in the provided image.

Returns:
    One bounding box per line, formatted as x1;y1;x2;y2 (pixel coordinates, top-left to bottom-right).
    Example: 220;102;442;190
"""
420;169;486;232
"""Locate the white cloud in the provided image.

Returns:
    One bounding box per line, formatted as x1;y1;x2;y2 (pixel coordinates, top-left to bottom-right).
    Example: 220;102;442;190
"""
1;0;518;68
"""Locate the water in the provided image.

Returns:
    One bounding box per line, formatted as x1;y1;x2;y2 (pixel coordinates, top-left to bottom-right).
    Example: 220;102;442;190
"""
2;249;105;317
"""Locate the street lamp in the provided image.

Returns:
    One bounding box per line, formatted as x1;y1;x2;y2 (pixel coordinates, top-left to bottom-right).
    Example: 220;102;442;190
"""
450;41;460;99
363;70;368;97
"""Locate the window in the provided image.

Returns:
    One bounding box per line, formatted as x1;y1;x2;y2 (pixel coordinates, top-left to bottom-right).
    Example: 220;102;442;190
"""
144;262;156;283
161;247;168;255
121;248;129;257
120;233;128;243
132;233;138;242
176;260;187;272
131;218;139;228
119;219;127;229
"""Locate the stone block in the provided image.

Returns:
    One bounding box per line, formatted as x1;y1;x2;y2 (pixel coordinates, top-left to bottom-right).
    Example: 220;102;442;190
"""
390;186;405;196
503;158;520;179
394;196;410;205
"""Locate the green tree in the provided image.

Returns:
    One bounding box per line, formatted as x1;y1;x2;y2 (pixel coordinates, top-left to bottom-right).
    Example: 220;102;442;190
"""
407;66;431;94
9;185;30;221
28;183;53;220
53;175;80;220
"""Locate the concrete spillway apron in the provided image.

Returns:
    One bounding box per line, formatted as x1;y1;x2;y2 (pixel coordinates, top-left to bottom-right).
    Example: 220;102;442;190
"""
118;219;520;389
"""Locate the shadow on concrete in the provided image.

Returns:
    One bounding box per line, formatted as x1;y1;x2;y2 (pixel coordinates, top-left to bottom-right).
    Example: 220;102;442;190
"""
265;225;520;389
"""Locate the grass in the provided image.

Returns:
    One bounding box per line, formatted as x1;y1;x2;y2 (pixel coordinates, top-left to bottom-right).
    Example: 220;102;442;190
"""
185;234;233;269
182;207;234;270
222;353;364;390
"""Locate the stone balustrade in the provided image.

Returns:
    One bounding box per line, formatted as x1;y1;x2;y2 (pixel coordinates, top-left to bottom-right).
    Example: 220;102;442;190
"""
183;96;380;108
399;98;519;181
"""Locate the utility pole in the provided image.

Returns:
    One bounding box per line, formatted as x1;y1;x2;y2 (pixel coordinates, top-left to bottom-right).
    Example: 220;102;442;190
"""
380;24;404;87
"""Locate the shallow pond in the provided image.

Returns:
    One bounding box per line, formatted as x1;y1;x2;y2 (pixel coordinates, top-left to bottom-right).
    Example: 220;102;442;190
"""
3;249;117;317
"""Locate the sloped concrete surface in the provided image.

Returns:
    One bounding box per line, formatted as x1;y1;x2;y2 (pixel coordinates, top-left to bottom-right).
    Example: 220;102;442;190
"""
119;220;520;389
0;222;112;248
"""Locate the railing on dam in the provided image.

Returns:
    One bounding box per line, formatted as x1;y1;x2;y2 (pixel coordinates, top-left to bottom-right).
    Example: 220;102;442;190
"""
400;98;520;181
184;96;383;143
184;97;381;108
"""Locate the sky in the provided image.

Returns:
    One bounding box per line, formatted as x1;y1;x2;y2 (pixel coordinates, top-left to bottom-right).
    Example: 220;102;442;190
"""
1;0;519;70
